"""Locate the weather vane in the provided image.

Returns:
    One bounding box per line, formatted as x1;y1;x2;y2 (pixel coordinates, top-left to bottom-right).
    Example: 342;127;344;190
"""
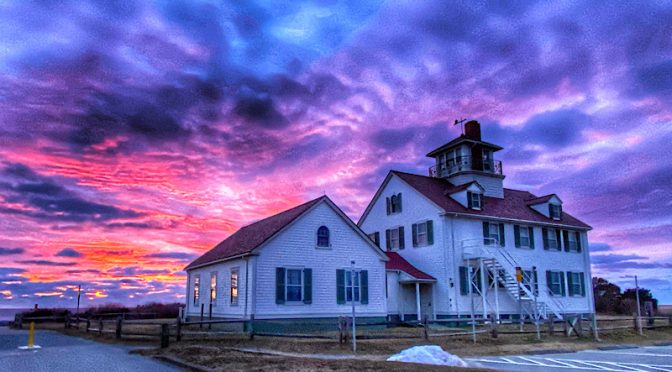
454;118;467;135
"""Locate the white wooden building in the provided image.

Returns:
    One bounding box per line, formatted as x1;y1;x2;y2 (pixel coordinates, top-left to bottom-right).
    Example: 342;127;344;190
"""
359;120;594;322
184;196;388;326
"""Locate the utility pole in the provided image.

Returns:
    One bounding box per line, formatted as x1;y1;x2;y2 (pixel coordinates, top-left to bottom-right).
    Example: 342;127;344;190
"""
76;285;81;325
351;260;357;353
532;267;540;340
635;275;643;335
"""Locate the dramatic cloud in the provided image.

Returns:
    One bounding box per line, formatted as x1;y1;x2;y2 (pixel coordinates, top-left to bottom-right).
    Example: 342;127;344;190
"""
56;248;84;258
1;0;671;306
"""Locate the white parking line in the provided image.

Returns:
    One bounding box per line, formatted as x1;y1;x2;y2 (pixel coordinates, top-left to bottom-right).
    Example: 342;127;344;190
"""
517;356;554;366
641;365;672;372
571;360;622;371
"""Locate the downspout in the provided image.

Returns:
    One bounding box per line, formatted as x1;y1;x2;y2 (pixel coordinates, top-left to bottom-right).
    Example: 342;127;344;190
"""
244;258;249;320
450;214;459;318
442;214;449;318
185;270;191;319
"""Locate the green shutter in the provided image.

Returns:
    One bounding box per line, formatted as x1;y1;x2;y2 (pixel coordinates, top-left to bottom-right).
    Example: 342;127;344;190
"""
374;232;380;247
385;229;391;251
398;226;405;249
467;191;473;208
575;232;582;252
459;266;468;295
427;220;434;245
546;271;553;295
276;268;285;304
397;193;402;212
412;223;418;247
579;272;585;296
336;269;345;304
542;228;549;250
529;227;535;249
498;223;505;246
386;197;391;215
514;225;521;247
560;273;566;296
483;222;490;245
563;230;569;252
303;268;312;304
566;272;574;296
360;270;369;304
556;230;562;251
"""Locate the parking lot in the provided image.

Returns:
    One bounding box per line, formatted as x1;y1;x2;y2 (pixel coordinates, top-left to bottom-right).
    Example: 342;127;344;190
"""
467;344;672;372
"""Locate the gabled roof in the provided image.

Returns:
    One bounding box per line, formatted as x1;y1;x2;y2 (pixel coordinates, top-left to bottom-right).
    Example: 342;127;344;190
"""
186;195;387;271
443;181;483;195
426;135;503;157
363;170;590;229
185;197;325;270
526;194;561;205
385;252;436;281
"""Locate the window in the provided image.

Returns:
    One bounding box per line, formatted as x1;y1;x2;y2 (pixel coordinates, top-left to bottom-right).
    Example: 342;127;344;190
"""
286;269;303;302
482;149;493;171
459;266;483;295
230;268;239;306
336;269;368;304
483;222;505;246
514;225;534;249
564;230;581;252
412;220;433;247
543;228;561;250
546;271;565;296
345;270;360;302
368;232;380;247
193;274;200;306
567;271;585;296
210;272;217;305
317;226;330;247
276;268;312;304
386;193;403;214
522;269;539;296
467;191;482;209
385;226;405;250
549;203;562;219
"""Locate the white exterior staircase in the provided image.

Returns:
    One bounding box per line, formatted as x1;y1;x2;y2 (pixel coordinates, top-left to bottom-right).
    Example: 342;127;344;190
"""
462;238;564;320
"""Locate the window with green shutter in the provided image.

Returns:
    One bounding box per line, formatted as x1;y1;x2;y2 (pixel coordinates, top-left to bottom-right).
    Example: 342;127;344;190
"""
483;221;505;246
546;270;564;296
543;228;561;250
336;269;345;304
303;268;312;304
412;220;434;247
567;271;585;296
459;266;468;295
275;268;285;304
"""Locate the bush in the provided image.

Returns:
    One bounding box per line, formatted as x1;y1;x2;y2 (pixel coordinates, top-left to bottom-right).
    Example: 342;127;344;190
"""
134;302;182;318
20;308;71;318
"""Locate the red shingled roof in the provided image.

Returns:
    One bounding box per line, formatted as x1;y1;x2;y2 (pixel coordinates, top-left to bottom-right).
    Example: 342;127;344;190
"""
525;194;558;205
385;252;436;281
392;171;591;229
185;196;326;270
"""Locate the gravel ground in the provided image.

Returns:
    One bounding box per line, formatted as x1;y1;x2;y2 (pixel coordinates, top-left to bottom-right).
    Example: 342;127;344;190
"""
0;326;178;372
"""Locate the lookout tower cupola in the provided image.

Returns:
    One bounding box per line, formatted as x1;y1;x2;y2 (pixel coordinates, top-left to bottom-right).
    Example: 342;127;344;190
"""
427;120;505;198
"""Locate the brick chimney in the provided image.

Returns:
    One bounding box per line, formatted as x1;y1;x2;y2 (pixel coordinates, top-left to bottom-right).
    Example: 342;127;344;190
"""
464;120;481;141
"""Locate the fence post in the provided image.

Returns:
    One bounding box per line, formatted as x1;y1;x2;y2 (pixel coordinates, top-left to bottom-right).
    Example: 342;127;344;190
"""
160;324;170;348
98;318;103;336
116;316;122;339
576;316;583;337
208;303;213;330
65;313;70;329
249;314;255;340
423;315;429;340
176;317;182;342
489;314;498;339
338;317;343;344
547;314;555;336
86;317;91;333
200;304;204;329
563;317;569;337
633;313;638;332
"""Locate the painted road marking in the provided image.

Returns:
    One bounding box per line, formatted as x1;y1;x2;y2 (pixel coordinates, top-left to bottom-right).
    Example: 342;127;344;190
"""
467;356;672;372
588;350;672;358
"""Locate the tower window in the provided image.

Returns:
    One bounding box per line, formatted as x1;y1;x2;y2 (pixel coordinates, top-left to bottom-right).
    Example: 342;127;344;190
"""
317;226;330;247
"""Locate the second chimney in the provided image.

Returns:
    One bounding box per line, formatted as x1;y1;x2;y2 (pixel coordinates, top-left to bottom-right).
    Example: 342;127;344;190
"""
464;120;481;141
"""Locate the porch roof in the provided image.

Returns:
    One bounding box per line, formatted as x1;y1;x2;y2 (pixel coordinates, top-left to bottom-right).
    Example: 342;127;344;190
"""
385;252;436;282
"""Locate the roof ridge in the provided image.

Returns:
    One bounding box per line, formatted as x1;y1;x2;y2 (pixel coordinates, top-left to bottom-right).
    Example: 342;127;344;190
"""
239;195;326;230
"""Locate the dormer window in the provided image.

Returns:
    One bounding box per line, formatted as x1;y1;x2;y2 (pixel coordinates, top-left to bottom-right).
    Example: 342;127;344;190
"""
467;191;482;210
549;203;562;220
317;226;330;247
386;193;402;214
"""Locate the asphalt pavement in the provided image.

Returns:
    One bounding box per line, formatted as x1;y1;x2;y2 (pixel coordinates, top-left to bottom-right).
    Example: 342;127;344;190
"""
467;344;672;372
0;326;179;372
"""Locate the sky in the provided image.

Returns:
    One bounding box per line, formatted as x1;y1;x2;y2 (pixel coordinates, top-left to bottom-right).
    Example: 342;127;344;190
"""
0;1;671;308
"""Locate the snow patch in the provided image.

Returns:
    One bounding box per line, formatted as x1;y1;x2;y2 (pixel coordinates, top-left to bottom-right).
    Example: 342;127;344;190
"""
387;345;467;367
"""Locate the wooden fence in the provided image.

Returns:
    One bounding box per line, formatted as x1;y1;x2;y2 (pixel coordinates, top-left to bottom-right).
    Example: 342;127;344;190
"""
11;312;672;349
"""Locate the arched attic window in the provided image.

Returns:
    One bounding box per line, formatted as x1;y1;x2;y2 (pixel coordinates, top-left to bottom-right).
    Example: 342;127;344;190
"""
317;226;330;247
